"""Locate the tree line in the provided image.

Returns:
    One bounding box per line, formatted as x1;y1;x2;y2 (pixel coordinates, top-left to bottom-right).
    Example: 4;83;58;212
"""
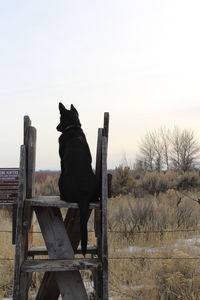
137;126;200;172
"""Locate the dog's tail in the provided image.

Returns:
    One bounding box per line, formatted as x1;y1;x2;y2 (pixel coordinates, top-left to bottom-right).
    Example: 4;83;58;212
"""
79;200;89;256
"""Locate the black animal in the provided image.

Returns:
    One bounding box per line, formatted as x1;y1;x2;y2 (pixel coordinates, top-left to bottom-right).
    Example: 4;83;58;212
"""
57;103;98;255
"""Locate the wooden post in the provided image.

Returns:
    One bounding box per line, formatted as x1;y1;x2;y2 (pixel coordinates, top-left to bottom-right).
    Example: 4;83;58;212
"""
101;135;109;300
94;128;103;240
12;116;34;245
13;116;37;299
24;116;31;144
26;126;36;250
99;113;109;300
94;113;109;300
13;145;29;300
27;126;36;199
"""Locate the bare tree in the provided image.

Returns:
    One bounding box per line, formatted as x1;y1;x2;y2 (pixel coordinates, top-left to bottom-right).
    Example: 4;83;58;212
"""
139;126;200;172
169;127;182;170
170;127;200;171
140;133;155;171
149;130;164;171
160;127;170;170
140;130;164;171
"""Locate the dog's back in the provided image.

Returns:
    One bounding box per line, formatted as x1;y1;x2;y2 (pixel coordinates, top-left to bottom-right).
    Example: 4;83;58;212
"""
57;103;98;255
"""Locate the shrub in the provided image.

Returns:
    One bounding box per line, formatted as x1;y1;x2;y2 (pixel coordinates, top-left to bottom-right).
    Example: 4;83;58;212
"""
141;172;169;196
176;171;200;190
108;193;200;234
111;165;135;196
155;257;200;300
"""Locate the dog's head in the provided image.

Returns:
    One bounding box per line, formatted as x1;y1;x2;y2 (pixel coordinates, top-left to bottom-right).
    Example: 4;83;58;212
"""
56;103;81;132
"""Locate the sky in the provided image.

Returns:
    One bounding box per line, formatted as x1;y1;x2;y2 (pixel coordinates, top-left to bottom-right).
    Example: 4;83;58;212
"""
0;0;200;170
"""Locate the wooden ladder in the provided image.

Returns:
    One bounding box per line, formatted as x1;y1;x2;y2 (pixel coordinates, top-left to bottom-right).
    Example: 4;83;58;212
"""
13;113;109;300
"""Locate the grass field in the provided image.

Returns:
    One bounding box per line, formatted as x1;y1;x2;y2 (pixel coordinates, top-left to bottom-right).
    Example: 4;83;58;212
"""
1;171;200;299
108;194;200;300
0;207;14;299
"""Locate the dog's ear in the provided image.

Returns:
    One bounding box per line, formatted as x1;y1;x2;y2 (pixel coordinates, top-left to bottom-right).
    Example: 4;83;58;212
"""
59;102;66;114
70;104;78;115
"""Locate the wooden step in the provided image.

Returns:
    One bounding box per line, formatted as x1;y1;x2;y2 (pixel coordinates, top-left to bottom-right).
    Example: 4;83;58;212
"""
26;196;100;209
28;246;47;256
28;246;98;256
22;258;101;272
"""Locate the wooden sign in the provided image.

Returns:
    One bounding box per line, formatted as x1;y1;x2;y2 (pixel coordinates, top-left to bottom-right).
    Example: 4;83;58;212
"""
0;168;19;204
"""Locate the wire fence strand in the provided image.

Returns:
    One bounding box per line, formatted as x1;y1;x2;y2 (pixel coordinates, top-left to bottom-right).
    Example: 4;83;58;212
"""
1;256;200;261
109;256;200;260
1;228;200;234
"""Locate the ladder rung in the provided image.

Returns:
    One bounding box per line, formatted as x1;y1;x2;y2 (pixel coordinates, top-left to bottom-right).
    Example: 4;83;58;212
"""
28;246;48;256
28;246;98;256
26;196;100;209
22;258;102;272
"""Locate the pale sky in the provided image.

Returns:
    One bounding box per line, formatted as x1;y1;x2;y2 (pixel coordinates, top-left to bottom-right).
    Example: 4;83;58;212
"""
0;0;200;170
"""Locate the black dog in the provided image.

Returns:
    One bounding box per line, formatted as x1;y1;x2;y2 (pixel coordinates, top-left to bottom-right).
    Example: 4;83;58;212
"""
57;103;98;255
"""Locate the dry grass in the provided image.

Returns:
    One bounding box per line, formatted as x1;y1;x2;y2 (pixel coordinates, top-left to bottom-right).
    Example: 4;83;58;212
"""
35;171;60;196
109;253;200;300
0;208;14;298
1;171;200;299
108;193;200;300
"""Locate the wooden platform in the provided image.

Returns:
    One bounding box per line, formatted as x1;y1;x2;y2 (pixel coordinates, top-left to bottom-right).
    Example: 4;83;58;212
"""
26;196;100;209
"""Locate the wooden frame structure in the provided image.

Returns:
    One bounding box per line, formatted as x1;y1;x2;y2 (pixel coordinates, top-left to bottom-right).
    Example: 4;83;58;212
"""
13;113;109;300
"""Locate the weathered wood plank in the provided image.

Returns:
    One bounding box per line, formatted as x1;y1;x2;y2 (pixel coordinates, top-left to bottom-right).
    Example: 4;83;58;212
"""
13;145;29;300
23;116;31;145
13;116;37;299
26;196;100;209
95;128;103;194
22;258;101;272
35;207;74;258
25;122;36;294
34;206;88;300
36;207;93;299
24;116;31;199
36;208;79;300
27;126;36;199
101;135;109;300
28;246;98;257
95;113;109;300
94;129;102;240
103;112;109;138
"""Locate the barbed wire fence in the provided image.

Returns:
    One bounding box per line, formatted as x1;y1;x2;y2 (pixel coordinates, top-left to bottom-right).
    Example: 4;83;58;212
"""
1;227;200;297
1;189;200;299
